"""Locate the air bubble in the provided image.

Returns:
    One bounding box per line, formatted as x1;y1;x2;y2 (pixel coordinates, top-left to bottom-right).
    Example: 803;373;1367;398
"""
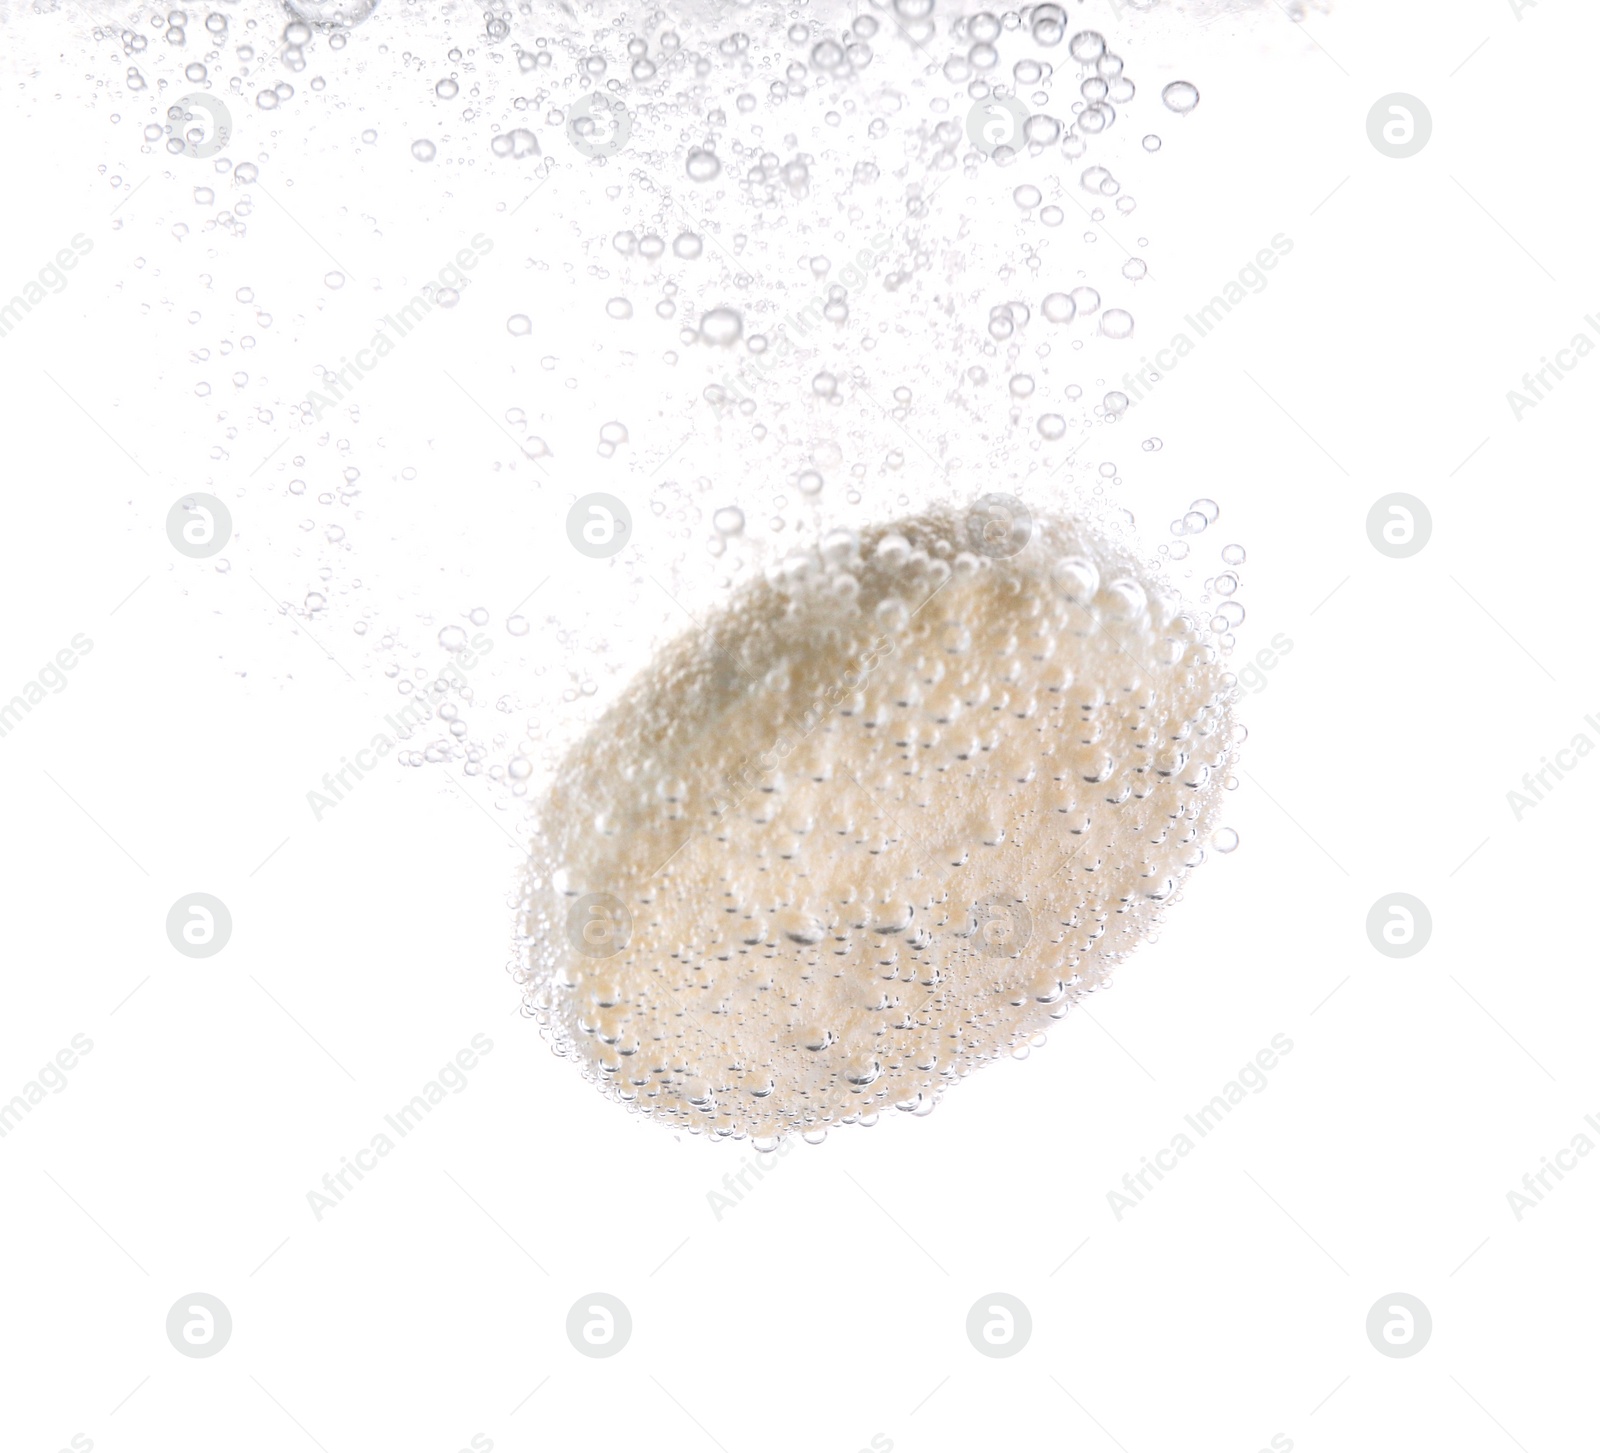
1041;291;1075;324
686;148;721;181
699;307;742;346
1162;81;1200;114
1068;30;1105;62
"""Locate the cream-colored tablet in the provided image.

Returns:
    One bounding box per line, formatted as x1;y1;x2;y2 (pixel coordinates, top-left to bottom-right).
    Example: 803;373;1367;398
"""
514;504;1237;1140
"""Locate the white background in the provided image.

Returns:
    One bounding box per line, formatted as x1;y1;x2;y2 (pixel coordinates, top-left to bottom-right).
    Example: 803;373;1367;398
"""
2;2;1596;1451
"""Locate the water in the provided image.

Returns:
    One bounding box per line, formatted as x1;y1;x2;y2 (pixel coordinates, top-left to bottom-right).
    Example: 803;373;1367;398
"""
53;0;1264;1140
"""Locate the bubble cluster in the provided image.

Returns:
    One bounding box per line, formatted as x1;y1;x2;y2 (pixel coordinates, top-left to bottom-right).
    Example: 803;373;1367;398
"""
90;0;1253;1116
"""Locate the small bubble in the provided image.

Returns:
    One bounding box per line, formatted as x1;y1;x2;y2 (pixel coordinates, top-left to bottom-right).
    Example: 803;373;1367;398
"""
811;38;844;69
686;148;721;181
699;307;742;346
1041;291;1075;324
411;138;437;161
673;232;703;258
507;314;531;335
324;271;344;289
1068;30;1105;63
1024;114;1061;145
1012;183;1041;209
436;287;459;307
1213;827;1239;853
436;77;458;99
1162;81;1200;114
1142;133;1162;152
713;506;745;535
606;297;633;319
1101;308;1134;339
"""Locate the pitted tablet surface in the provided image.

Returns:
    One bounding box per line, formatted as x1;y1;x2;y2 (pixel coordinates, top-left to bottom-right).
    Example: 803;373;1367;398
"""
514;507;1237;1141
